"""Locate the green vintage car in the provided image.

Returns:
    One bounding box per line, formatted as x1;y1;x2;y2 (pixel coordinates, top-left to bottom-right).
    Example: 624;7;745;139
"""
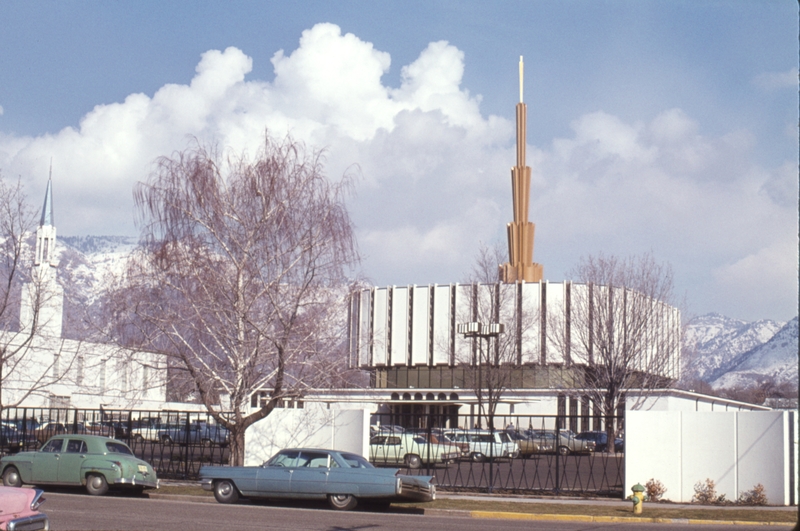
0;434;159;495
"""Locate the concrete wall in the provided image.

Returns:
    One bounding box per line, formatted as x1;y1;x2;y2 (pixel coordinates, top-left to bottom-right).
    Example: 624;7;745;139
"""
244;405;369;466
626;410;796;505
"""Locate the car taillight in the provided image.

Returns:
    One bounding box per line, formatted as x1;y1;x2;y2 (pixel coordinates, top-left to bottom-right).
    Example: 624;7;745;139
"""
31;489;45;511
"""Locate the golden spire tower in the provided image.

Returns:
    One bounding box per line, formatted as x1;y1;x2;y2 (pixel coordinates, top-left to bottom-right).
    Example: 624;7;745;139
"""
500;56;543;283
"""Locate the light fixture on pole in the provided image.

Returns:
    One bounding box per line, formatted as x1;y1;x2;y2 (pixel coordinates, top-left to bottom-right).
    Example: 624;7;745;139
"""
457;321;505;428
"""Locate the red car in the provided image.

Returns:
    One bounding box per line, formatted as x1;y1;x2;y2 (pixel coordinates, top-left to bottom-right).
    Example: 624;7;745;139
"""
0;486;49;530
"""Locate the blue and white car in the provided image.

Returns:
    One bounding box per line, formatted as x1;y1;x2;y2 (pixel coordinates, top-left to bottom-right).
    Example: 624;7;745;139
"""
199;448;435;510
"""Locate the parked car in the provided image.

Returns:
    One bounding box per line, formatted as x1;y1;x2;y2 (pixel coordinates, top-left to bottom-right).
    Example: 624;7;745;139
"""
102;421;132;440
82;421;114;438
441;429;520;462
505;430;553;457
526;430;596;455
0;434;159;496
0;486;49;531
130;418;164;442
199;448;435;510
369;433;461;468
369;425;404;437
575;431;623;453
159;422;230;447
0;426;34;455
32;423;66;446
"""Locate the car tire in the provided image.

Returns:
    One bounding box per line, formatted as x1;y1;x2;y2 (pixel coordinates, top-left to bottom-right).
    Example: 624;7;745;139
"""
133;434;144;442
86;474;109;496
201;438;212;448
328;494;358;511
2;466;22;487
471;452;486;463
405;454;422;469
213;480;239;504
557;446;570;456
161;435;173;445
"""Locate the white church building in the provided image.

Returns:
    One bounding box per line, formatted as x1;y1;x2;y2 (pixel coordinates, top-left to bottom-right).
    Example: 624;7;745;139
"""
0;179;167;410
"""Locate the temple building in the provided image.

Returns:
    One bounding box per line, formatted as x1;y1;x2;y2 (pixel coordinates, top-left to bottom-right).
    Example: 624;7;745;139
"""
340;58;714;429
0;176;168;410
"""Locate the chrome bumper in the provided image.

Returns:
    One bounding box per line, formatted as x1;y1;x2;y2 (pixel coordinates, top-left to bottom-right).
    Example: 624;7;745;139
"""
114;477;159;489
200;478;214;491
8;513;50;531
397;479;435;502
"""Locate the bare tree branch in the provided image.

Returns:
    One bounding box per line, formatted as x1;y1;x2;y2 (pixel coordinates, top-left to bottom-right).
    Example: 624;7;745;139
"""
106;134;360;465
547;252;683;452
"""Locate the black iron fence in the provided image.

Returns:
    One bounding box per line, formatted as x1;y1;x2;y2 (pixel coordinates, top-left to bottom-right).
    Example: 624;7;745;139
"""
0;407;230;479
370;412;625;497
0;407;624;495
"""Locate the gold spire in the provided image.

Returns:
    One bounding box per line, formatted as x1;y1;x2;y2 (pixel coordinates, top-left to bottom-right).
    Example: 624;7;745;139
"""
500;56;543;283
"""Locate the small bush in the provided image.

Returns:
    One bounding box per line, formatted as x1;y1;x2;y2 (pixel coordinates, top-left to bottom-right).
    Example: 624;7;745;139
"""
738;484;768;506
692;478;719;504
645;478;667;501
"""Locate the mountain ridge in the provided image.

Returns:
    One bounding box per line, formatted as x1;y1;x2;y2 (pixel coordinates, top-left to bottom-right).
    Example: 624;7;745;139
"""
55;236;798;391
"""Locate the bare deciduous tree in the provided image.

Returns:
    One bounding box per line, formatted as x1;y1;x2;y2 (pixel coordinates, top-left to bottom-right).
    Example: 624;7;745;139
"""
110;134;359;465
457;243;532;431
0;174;77;411
547;253;682;452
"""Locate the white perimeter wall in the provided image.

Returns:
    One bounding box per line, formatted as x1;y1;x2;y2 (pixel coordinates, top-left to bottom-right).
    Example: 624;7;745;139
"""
244;406;370;466
626;410;796;505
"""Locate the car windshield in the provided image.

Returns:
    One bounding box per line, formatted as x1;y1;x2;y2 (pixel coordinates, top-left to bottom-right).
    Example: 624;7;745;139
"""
339;453;374;469
267;450;300;467
106;442;134;455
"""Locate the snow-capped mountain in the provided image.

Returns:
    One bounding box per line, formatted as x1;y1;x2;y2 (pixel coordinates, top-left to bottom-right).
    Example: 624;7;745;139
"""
58;235;137;302
682;313;785;382
52;237;799;392
710;317;799;390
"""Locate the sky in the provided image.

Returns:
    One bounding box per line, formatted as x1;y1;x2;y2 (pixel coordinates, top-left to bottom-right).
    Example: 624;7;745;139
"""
0;1;796;323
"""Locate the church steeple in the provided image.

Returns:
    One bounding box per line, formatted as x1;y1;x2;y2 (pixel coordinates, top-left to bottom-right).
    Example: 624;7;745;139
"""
40;172;54;227
35;168;57;268
21;167;63;338
500;56;543;283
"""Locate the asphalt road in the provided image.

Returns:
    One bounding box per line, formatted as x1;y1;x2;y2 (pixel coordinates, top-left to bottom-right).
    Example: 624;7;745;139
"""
41;491;784;531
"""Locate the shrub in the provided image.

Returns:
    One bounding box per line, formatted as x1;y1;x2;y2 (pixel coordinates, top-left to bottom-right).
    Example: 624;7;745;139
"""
738;484;768;506
692;478;719;504
645;478;667;501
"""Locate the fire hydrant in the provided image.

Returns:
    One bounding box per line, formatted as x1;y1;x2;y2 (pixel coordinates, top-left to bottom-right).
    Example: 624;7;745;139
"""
631;483;645;514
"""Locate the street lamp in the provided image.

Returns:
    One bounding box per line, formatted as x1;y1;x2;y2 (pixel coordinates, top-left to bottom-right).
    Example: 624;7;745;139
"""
458;321;505;494
457;322;505;429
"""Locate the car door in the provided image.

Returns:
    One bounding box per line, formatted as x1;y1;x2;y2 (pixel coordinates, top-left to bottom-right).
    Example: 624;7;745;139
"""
289;451;330;495
31;438;64;483
256;450;297;495
57;438;87;484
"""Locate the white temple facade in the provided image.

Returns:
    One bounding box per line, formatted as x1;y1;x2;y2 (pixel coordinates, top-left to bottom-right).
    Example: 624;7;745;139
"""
0;178;167;410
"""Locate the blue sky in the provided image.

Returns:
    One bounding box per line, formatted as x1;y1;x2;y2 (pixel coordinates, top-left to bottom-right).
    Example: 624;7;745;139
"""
0;1;796;322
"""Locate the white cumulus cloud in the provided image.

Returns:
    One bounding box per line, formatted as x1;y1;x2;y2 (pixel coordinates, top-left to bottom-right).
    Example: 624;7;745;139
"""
0;23;795;321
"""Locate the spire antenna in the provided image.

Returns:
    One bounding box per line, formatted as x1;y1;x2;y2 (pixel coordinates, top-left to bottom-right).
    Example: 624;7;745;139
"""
500;56;543;283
